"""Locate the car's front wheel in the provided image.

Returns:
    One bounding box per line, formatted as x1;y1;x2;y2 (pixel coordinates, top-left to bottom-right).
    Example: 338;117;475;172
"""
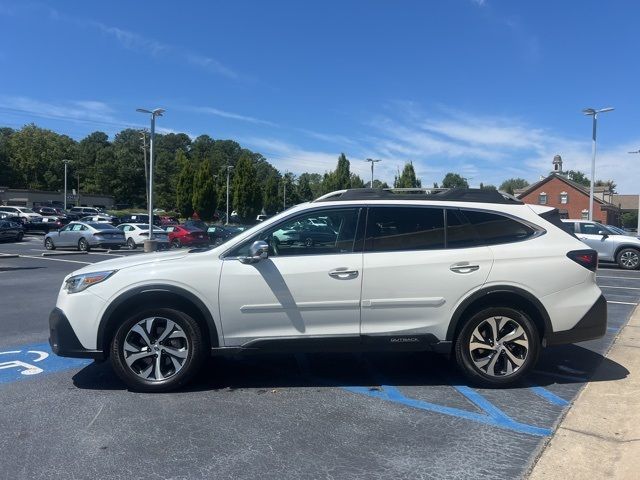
44;237;55;250
78;238;90;251
172;239;182;248
455;307;539;386
617;248;640;270
110;308;206;392
127;238;136;250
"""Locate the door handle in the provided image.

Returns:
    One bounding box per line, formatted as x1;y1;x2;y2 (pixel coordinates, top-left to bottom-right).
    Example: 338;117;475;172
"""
450;263;480;274
328;268;359;279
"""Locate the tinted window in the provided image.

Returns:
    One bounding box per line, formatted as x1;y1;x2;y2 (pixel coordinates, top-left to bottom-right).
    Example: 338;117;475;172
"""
461;210;535;245
446;209;480;248
230;208;360;257
579;222;604;235
365;207;444;252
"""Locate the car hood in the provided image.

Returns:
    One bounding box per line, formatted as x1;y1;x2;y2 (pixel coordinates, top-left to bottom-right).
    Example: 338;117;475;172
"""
71;249;191;275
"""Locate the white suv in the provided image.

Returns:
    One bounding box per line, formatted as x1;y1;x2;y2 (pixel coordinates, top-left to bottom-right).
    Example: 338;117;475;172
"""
49;189;607;392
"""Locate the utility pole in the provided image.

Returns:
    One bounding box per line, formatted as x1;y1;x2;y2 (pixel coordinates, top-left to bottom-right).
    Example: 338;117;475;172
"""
226;165;233;225
136;108;165;252
140;130;149;206
63;159;69;210
366;158;381;188
583;107;614;220
629;149;640;232
283;176;287;210
77;172;80;206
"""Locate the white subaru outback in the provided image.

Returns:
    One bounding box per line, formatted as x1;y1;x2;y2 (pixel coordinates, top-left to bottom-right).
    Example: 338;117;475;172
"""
49;189;607;392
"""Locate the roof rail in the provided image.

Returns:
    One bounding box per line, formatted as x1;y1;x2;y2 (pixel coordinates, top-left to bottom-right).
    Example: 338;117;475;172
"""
312;188;523;205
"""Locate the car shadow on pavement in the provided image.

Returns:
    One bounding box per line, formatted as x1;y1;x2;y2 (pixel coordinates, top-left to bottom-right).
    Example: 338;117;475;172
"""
71;344;628;392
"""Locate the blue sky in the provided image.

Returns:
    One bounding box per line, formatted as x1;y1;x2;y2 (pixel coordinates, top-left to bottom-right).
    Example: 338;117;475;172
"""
1;0;639;192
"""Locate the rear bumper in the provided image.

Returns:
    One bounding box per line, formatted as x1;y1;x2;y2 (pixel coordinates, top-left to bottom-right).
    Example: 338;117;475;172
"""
49;308;105;360
545;294;607;346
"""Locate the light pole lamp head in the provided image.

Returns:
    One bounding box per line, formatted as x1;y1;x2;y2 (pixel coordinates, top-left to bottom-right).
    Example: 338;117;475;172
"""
136;108;165;117
582;108;596;116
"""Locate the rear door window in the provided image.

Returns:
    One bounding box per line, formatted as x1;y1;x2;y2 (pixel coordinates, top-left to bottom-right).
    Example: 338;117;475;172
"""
459;210;535;245
365;206;445;252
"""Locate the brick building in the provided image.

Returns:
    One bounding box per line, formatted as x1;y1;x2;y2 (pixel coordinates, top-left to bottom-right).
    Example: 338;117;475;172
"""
515;155;621;225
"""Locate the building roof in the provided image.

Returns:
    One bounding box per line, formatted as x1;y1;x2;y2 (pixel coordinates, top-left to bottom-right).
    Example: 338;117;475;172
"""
612;194;639;210
516;173;611;205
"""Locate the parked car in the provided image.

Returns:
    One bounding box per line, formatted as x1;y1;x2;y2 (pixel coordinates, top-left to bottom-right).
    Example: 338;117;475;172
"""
33;206;61;217
256;214;270;222
159;216;179;227
49;188;607;392
0;212;23;224
80;214;118;225
117;223;170;250
119;213;161;226
183;219;209;231
0;220;24;242
206;225;235;245
562;219;640;269
0;206;42;224
44;221;126;251
164;225;209;248
69;207;101;216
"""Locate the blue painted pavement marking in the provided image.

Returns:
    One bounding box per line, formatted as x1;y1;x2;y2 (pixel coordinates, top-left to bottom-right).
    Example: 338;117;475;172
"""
0;342;91;385
528;386;569;406
343;383;553;437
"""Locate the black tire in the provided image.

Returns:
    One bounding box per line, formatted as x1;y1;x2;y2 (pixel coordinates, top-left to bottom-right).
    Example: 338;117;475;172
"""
111;245;121;251
16;231;23;242
127;238;137;250
454;307;539;387
44;237;55;250
78;238;90;251
304;237;314;247
172;239;182;248
110;307;206;392
616;248;640;270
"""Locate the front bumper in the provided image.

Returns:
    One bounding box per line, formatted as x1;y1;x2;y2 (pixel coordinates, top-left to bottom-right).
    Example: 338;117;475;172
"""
545;294;607;346
49;308;105;360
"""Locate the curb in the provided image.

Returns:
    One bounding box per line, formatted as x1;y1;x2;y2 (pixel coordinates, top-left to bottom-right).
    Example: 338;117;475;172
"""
0;254;20;259
41;252;89;257
527;304;640;479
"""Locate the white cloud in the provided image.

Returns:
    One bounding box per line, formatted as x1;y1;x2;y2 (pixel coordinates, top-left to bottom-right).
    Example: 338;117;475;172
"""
0;95;119;125
189;106;278;127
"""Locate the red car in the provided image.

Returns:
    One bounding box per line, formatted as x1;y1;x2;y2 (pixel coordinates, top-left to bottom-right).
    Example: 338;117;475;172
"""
165;225;209;248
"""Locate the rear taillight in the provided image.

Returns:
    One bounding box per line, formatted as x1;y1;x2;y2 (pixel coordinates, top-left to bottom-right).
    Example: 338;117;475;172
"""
567;249;598;272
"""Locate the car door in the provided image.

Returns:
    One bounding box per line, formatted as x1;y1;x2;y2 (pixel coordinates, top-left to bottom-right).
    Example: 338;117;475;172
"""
359;206;494;341
218;207;363;346
577;222;615;261
54;224;74;246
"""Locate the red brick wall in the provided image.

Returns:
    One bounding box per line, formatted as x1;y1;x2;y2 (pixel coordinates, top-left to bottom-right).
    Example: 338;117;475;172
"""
519;177;607;222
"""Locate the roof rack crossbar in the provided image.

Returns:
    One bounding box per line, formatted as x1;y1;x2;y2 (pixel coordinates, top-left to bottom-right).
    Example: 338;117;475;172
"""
312;188;523;205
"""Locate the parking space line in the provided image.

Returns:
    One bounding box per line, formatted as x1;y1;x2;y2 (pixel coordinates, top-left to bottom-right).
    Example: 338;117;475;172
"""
597;275;640;280
528;386;569;406
607;300;638;305
17;255;91;265
599;285;640;290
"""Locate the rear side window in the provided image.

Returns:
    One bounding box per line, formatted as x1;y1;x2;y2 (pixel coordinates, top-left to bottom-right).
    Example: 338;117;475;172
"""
365;207;444;252
460;210;535;245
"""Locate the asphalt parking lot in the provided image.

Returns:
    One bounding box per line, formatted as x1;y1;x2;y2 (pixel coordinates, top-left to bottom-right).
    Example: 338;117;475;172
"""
0;233;636;480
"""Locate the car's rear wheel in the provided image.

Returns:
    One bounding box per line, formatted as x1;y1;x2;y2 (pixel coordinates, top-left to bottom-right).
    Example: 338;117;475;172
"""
78;238;90;251
172;239;182;248
455;307;539;386
44;237;55;250
110;307;205;392
127;238;136;250
617;248;640;270
15;231;23;242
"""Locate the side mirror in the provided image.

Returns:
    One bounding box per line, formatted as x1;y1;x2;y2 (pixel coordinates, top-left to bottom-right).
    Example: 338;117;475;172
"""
598;230;609;238
239;240;269;264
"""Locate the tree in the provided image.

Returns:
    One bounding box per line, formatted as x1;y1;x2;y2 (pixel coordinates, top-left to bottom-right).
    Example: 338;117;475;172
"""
232;153;262;222
192;160;217;220
175;151;195;218
350;173;365;188
566;170;590;187
394;162;422;188
322;153;352;193
499;178;529;195
365;179;389;188
622;211;638;229
479;183;497;190
595;179;617;193
0;127;15;187
263;172;281;214
441;172;469;189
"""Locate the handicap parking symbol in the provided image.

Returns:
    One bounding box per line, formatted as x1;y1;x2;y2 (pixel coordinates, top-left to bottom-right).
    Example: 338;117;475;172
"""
0;350;49;376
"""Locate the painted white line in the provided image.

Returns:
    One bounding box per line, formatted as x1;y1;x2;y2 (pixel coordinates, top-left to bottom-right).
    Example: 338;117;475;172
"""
88;252;125;257
18;255;91;265
607;300;638;305
597;275;640;280
599;285;640;291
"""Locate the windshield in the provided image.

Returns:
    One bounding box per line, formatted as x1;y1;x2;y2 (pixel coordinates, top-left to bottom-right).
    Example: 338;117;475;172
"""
136;224;165;232
19;208;35;213
606;225;628;235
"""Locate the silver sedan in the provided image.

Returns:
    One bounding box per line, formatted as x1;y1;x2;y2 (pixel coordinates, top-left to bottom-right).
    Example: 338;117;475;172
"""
44;222;126;251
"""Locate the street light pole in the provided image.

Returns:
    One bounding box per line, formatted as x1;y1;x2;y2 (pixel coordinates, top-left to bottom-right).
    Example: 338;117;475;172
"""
366;158;381;188
629;150;640;233
226;165;233;225
63;159;69;210
136;108;165;252
583;107;614;221
140;130;149;207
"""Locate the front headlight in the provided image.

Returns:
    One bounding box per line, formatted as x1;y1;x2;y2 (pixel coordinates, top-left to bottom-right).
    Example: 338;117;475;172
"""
64;270;117;294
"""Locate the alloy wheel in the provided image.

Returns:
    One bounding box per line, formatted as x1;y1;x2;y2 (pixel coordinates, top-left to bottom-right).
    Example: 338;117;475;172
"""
468;316;529;377
122;317;189;382
620;251;639;269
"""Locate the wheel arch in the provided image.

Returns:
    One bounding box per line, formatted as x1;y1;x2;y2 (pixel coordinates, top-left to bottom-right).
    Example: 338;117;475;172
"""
446;286;552;345
614;244;640;260
97;284;219;357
